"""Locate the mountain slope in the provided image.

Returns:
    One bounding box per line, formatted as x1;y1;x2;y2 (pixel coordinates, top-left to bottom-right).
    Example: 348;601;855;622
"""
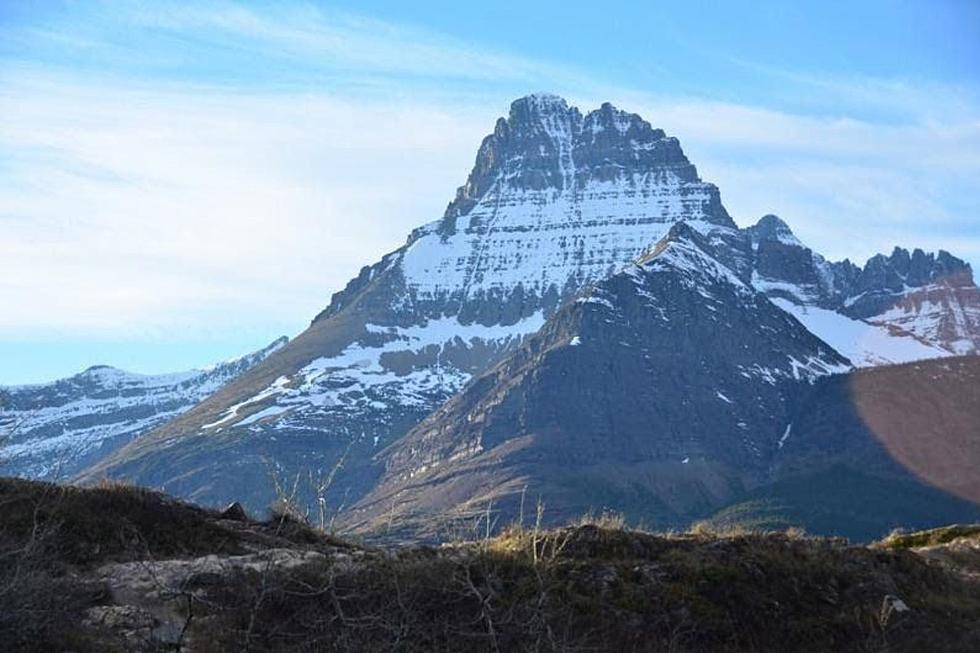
707;355;980;541
843;248;980;355
0;337;287;480
346;266;980;542
342;223;850;539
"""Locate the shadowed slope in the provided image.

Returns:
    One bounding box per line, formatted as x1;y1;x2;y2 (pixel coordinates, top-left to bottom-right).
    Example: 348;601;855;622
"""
343;223;849;540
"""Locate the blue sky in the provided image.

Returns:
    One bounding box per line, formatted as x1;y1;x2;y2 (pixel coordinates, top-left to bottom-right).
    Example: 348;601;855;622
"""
1;0;978;383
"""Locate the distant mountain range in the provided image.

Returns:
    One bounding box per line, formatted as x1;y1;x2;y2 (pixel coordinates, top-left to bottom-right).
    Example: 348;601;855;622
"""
0;337;286;480
4;95;978;540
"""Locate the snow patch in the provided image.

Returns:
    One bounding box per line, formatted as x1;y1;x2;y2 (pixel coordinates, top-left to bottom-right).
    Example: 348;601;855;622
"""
778;424;792;449
212;312;547;430
401;168;727;301
771;298;949;367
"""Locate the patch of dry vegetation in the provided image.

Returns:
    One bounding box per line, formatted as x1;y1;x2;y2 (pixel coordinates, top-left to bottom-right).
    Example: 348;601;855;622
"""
2;478;979;652
0;476;352;651
877;524;980;550
193;521;980;652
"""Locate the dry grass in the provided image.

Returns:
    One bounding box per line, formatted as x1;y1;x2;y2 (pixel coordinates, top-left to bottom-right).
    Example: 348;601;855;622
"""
191;522;980;652
877;524;980;550
2;477;979;652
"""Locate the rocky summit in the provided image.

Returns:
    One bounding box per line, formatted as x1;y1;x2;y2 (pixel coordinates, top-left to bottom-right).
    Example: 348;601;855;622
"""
743;216;979;362
10;94;977;541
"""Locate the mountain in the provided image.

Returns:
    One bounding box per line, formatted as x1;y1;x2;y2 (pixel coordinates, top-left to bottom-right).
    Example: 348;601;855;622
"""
76;94;739;505
842;247;980;354
343;236;980;540
0;337;287;480
342;222;851;539
72;94;978;537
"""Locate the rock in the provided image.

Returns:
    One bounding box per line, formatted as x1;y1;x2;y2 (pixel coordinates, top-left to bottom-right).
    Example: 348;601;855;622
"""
220;501;248;521
83;605;160;650
87;549;329;650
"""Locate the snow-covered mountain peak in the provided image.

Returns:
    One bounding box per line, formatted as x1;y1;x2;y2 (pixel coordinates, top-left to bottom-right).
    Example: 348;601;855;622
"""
737;222;977;363
85;96;749;489
78;365;126;380
507;93;577;129
746;214;803;248
442;95;727;218
73;365;201;389
503;94;651;139
833;247;980;355
857;247;974;294
402;96;737;306
73;96;978;517
588;102;646;134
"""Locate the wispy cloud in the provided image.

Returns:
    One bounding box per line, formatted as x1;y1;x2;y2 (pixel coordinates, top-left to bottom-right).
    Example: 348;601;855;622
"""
624;97;980;263
3;0;597;95
1;1;978;381
0;73;492;338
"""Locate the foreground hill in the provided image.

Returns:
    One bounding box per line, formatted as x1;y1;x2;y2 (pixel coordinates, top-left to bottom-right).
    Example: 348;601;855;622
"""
2;477;979;652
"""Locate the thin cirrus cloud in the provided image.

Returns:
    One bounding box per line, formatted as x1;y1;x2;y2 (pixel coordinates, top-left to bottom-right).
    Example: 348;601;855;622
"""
0;1;977;383
629;97;980;264
0;75;490;331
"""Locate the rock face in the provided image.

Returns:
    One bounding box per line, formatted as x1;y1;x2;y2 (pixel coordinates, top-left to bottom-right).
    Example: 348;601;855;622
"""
89;548;329;650
345;315;980;542
399;95;734;309
842;248;980;355
67;94;978;534
0;337;287;480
